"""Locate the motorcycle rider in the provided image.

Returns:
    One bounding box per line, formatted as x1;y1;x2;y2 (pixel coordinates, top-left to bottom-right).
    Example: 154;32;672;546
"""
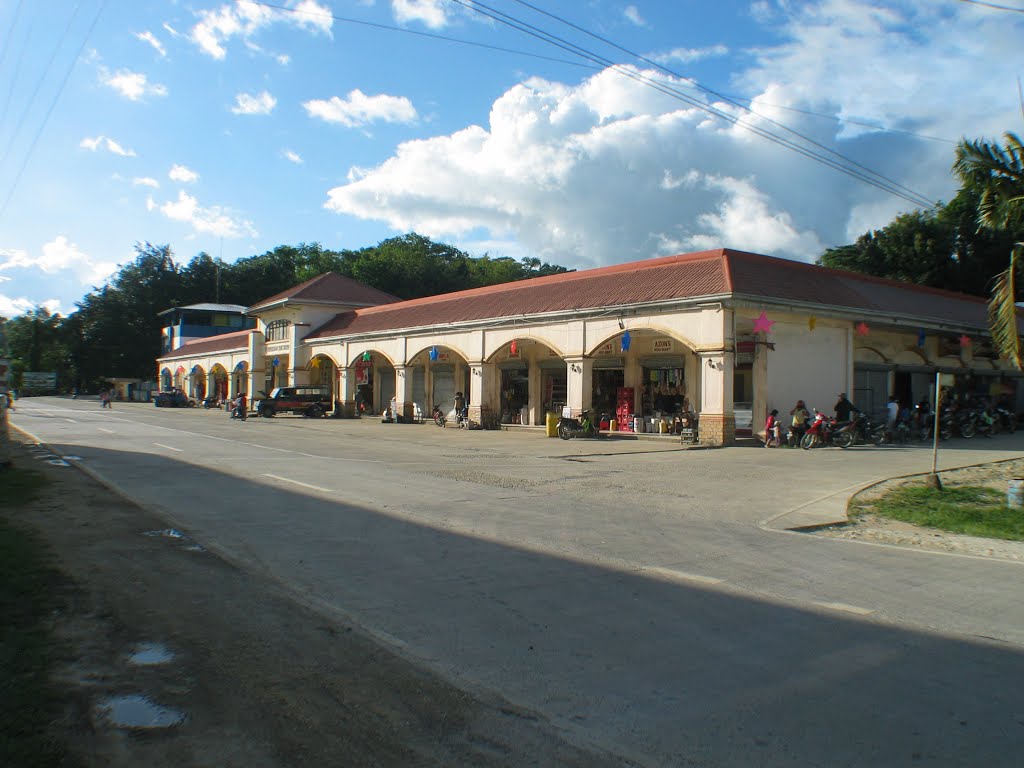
834;393;860;424
885;394;899;443
788;399;810;446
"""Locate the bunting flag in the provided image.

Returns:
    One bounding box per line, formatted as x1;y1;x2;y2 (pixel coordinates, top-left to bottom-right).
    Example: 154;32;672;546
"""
808;316;816;331
621;330;632;351
429;346;438;361
960;335;972;347
509;339;517;355
855;322;870;336
917;328;926;348
752;311;774;334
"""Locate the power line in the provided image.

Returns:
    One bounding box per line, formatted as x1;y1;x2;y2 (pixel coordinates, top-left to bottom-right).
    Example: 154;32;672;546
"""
450;0;935;208
0;2;85;173
955;0;1024;12
245;0;956;147
504;0;943;199
0;0;107;223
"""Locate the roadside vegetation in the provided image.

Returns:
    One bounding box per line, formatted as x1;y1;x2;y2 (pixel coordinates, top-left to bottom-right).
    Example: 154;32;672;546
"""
0;467;77;768
853;484;1024;541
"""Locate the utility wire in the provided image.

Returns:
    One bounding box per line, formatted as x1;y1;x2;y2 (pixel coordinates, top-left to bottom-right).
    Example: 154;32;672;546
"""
494;0;935;207
244;0;955;147
955;0;1024;12
0;2;85;173
450;0;935;208
0;0;107;223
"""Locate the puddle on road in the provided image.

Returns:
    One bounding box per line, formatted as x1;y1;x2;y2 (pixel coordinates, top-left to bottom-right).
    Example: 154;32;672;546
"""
144;529;186;539
128;642;174;666
96;695;185;728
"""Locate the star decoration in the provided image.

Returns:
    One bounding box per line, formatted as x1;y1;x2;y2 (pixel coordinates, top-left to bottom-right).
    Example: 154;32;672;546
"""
855;322;870;336
752;311;774;334
960;335;971;347
808;316;817;331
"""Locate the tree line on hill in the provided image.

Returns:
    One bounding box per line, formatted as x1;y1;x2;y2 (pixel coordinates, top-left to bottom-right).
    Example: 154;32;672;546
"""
0;233;570;391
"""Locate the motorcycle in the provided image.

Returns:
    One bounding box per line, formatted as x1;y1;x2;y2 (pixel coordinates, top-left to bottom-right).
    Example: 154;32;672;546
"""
201;396;221;409
431;404;446;428
557;411;600;440
800;410;835;449
832;414;885;448
994;405;1017;434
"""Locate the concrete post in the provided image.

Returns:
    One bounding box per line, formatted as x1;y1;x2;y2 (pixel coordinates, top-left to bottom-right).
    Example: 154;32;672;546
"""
395;366;415;422
698;351;735;446
566;356;593;417
527;360;542;426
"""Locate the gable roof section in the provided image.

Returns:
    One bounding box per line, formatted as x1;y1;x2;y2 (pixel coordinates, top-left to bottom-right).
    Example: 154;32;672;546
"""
307;250;732;338
305;249;1000;339
248;272;401;313
158;329;252;361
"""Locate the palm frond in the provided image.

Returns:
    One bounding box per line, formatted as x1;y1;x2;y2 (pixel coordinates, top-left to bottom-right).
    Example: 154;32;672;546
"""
988;244;1024;370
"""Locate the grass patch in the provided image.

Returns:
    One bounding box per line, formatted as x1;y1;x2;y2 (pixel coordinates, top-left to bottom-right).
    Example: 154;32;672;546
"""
0;466;76;767
856;484;1024;541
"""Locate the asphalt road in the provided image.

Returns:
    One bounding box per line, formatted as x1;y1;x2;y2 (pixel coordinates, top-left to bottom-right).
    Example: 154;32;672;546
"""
12;398;1024;767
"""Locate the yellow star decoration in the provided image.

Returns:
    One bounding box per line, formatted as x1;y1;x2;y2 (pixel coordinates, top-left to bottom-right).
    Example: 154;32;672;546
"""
808;316;817;331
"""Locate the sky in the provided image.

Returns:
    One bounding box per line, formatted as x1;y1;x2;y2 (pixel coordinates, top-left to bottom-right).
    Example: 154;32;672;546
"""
0;0;1022;318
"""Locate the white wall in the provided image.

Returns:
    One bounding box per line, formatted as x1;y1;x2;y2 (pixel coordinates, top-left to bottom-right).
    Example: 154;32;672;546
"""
765;321;849;419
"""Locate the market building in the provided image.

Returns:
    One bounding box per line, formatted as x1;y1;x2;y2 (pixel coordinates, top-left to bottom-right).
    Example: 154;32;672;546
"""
156;248;1022;445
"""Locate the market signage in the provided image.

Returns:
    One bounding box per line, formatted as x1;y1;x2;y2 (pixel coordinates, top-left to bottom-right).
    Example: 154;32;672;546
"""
653;338;674;352
596;341;615;356
22;371;57;389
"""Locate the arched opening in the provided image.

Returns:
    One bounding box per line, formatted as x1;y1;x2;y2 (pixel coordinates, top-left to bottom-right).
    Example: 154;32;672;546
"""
190;365;207;400
210;364;228;401
233;362;248;396
265;319;291;341
160;368;172;391
409;345;470;420
589;329;694;433
486;338;563;426
174;366;186;390
309;355;337;408
350;350;394;416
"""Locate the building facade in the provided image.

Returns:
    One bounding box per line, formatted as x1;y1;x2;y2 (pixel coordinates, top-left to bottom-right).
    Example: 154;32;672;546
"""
157;249;1022;444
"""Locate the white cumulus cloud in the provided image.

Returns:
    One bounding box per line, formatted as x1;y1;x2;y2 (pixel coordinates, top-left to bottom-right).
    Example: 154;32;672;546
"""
282;149;303;164
0;238;118;288
168;164;199;183
190;0;332;60
651;45;729;65
133;177;159;188
624;5;646;27
99;67;168;101
80;135;136;157
156;190;257;238
136;30;166;57
303;89;417;127
392;0;448;29
231;90;276;115
323;1;1022;268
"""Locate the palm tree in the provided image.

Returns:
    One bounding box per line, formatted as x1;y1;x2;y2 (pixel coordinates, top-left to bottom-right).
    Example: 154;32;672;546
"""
953;133;1024;368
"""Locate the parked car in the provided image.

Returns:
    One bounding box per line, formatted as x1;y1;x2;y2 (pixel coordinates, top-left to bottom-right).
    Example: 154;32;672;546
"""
255;386;330;418
153;390;195;408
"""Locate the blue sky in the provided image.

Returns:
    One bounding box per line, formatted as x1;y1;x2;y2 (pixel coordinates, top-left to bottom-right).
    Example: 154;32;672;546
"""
0;0;1021;317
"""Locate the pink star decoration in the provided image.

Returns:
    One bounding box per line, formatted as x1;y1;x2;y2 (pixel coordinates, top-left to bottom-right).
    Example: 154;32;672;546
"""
856;322;870;336
752;311;774;334
960;335;971;347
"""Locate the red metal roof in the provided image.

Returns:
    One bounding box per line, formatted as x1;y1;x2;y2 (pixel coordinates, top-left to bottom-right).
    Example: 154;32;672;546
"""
306;249;994;339
159;330;252;361
248;272;400;312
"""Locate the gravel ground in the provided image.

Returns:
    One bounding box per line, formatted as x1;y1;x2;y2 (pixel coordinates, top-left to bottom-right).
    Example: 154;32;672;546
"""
814;458;1024;562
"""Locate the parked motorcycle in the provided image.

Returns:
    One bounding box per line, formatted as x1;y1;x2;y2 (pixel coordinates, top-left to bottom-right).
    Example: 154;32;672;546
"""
800;410;835;449
832;414;885;448
557;411;600;440
201;396;221;409
994;405;1017;434
431;404;446;428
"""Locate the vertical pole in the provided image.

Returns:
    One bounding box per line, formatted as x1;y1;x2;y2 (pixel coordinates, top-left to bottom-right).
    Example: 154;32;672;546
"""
929;371;942;489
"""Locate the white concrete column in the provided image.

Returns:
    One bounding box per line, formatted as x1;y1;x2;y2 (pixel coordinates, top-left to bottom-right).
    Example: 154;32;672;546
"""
566;356;593;417
699;350;735;445
395;366;415;421
527;360;542;425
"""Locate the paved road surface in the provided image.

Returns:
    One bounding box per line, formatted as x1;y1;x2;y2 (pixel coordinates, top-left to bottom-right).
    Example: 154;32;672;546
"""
12;398;1024;766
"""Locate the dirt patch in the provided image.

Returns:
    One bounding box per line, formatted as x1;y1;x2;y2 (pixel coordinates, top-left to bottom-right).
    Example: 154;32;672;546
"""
3;436;630;768
814;459;1024;562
